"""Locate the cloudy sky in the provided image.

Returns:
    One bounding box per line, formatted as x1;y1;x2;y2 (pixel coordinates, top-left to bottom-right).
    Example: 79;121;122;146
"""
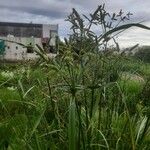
0;0;150;48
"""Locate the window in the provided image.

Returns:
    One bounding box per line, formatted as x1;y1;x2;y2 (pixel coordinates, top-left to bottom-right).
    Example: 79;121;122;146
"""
50;30;57;38
16;46;18;50
27;45;34;53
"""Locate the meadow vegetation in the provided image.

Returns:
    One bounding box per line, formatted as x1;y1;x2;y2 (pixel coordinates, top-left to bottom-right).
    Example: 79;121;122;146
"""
0;4;150;150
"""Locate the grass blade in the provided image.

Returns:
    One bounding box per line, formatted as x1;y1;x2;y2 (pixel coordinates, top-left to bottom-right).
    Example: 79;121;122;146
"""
68;97;76;150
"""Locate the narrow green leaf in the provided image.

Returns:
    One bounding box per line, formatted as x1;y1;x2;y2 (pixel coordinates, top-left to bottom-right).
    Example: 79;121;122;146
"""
98;130;110;150
68;98;76;150
99;23;150;42
30;107;46;138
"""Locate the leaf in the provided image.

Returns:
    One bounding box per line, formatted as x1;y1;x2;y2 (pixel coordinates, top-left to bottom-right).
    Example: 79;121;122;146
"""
68;98;76;150
7;100;36;107
18;80;25;95
83;14;91;22
98;130;110;150
99;23;150;42
35;44;49;62
136;117;148;145
36;44;46;54
39;130;62;137
30;107;46;139
0;38;27;47
23;86;35;99
112;13;116;20
92;5;102;19
128;44;139;52
72;8;84;29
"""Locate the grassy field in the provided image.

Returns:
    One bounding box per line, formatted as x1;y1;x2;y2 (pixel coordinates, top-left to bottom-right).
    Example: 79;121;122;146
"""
1;4;150;150
0;54;150;150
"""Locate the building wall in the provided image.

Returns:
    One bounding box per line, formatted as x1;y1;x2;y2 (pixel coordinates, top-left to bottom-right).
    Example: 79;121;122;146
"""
0;23;58;61
42;24;58;46
42;24;58;38
0;23;42;38
0;36;43;60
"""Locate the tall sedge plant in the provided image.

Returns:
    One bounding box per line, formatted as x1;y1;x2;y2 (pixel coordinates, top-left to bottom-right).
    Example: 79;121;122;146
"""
1;3;150;150
65;4;150;56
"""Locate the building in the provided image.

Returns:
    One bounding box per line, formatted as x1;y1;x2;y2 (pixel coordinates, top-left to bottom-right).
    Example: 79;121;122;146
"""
0;22;58;61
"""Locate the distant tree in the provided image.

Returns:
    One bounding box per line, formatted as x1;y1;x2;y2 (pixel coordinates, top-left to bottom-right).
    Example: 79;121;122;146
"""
134;46;150;63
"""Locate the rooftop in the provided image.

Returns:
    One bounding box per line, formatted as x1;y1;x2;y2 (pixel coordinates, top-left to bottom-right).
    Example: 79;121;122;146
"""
0;22;43;28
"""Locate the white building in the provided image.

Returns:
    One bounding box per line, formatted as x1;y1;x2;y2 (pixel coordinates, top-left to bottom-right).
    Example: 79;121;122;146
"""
0;22;58;61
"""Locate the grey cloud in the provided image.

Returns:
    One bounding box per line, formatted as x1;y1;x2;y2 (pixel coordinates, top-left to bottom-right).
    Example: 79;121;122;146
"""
0;0;70;19
0;0;150;47
0;5;67;19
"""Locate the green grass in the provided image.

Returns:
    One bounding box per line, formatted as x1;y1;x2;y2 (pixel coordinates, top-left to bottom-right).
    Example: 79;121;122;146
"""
0;54;150;150
1;4;150;149
0;88;19;101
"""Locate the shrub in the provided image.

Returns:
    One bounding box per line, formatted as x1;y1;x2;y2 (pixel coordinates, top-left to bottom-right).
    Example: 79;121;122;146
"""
134;46;150;63
140;78;150;106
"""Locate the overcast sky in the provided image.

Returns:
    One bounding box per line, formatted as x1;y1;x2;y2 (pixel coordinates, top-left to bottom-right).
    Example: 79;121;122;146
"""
0;0;150;48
